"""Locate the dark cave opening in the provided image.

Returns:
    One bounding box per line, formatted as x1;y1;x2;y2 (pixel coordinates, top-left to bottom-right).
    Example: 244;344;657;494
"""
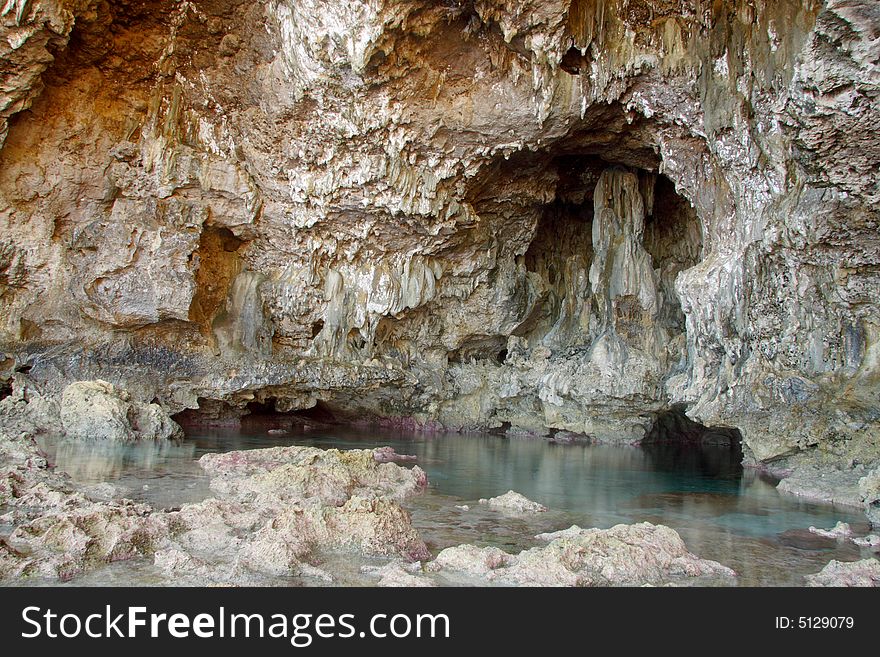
173;396;343;432
447;334;509;364
644;406;743;449
188;225;245;337
504;148;701;352
172;397;248;428
289;400;340;424
560;46;591;75
245;398;279;416
641;407;744;479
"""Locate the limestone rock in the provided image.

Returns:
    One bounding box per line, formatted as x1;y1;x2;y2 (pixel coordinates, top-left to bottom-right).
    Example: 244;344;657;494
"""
852;535;880;549
429;522;736;587
1;429;430;583
859;468;880;527
362;562;435;588
166;445;431;573
428;545;513;577
479;490;548;513
806;559;880;587
60;381;183;441
198;445;427;505
809;522;853;539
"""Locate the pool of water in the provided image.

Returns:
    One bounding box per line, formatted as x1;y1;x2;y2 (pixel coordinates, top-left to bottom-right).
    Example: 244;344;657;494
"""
33;425;876;586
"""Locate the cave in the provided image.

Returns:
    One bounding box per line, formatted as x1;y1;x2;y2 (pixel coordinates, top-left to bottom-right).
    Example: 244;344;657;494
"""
642;406;745;480
188;225;245;339
463;108;704;361
644;406;743;449
171;397;249;428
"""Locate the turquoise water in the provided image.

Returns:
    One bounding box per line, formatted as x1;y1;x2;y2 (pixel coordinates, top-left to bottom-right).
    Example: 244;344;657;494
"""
35;426;876;586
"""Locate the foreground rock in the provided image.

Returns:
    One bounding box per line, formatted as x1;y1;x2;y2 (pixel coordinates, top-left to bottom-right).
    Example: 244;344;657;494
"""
852;535;880;548
479;490;547;513
0;431;176;581
362;562;435;588
155;446;430;584
806;559;880;587
429;523;736;586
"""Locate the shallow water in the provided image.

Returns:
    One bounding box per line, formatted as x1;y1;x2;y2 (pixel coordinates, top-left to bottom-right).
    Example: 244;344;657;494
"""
33;425;876;587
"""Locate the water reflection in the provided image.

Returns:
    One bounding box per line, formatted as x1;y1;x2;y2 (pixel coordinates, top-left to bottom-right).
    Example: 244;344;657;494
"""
43;439;198;483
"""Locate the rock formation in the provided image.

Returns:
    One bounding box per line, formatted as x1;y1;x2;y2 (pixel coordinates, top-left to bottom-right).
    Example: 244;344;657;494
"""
428;522;737;586
0;2;878;520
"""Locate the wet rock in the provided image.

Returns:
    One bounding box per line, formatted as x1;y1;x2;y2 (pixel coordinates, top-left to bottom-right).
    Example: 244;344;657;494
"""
479;490;547;513
373;446;418;463
199;445;427;505
809;522;853;539
430;523;736;587
2;429;429;582
806;559;880;587
535;525;590;541
162;445;431;580
851;535;880;549
153;544;265;586
5;498;173;581
0;430;169;584
776;462;866;508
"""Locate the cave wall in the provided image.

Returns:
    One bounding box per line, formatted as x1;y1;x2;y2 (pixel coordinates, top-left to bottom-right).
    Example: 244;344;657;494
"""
0;0;878;464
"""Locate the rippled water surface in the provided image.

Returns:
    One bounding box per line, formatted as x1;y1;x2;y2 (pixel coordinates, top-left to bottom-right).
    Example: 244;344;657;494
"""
33;425;876;587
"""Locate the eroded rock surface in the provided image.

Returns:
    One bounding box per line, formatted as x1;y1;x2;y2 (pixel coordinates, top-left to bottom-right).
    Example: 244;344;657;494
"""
154;445;430;584
806;559;880;587
60;380;183;441
478;490;548;513
430;523;736;586
0;430;176;580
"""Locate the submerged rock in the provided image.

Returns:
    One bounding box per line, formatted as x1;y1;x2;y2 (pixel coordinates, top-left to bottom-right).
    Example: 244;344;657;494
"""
806;559;880;587
479;490;548;513
809;522;853;539
373;447;418;463
430;523;736;587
